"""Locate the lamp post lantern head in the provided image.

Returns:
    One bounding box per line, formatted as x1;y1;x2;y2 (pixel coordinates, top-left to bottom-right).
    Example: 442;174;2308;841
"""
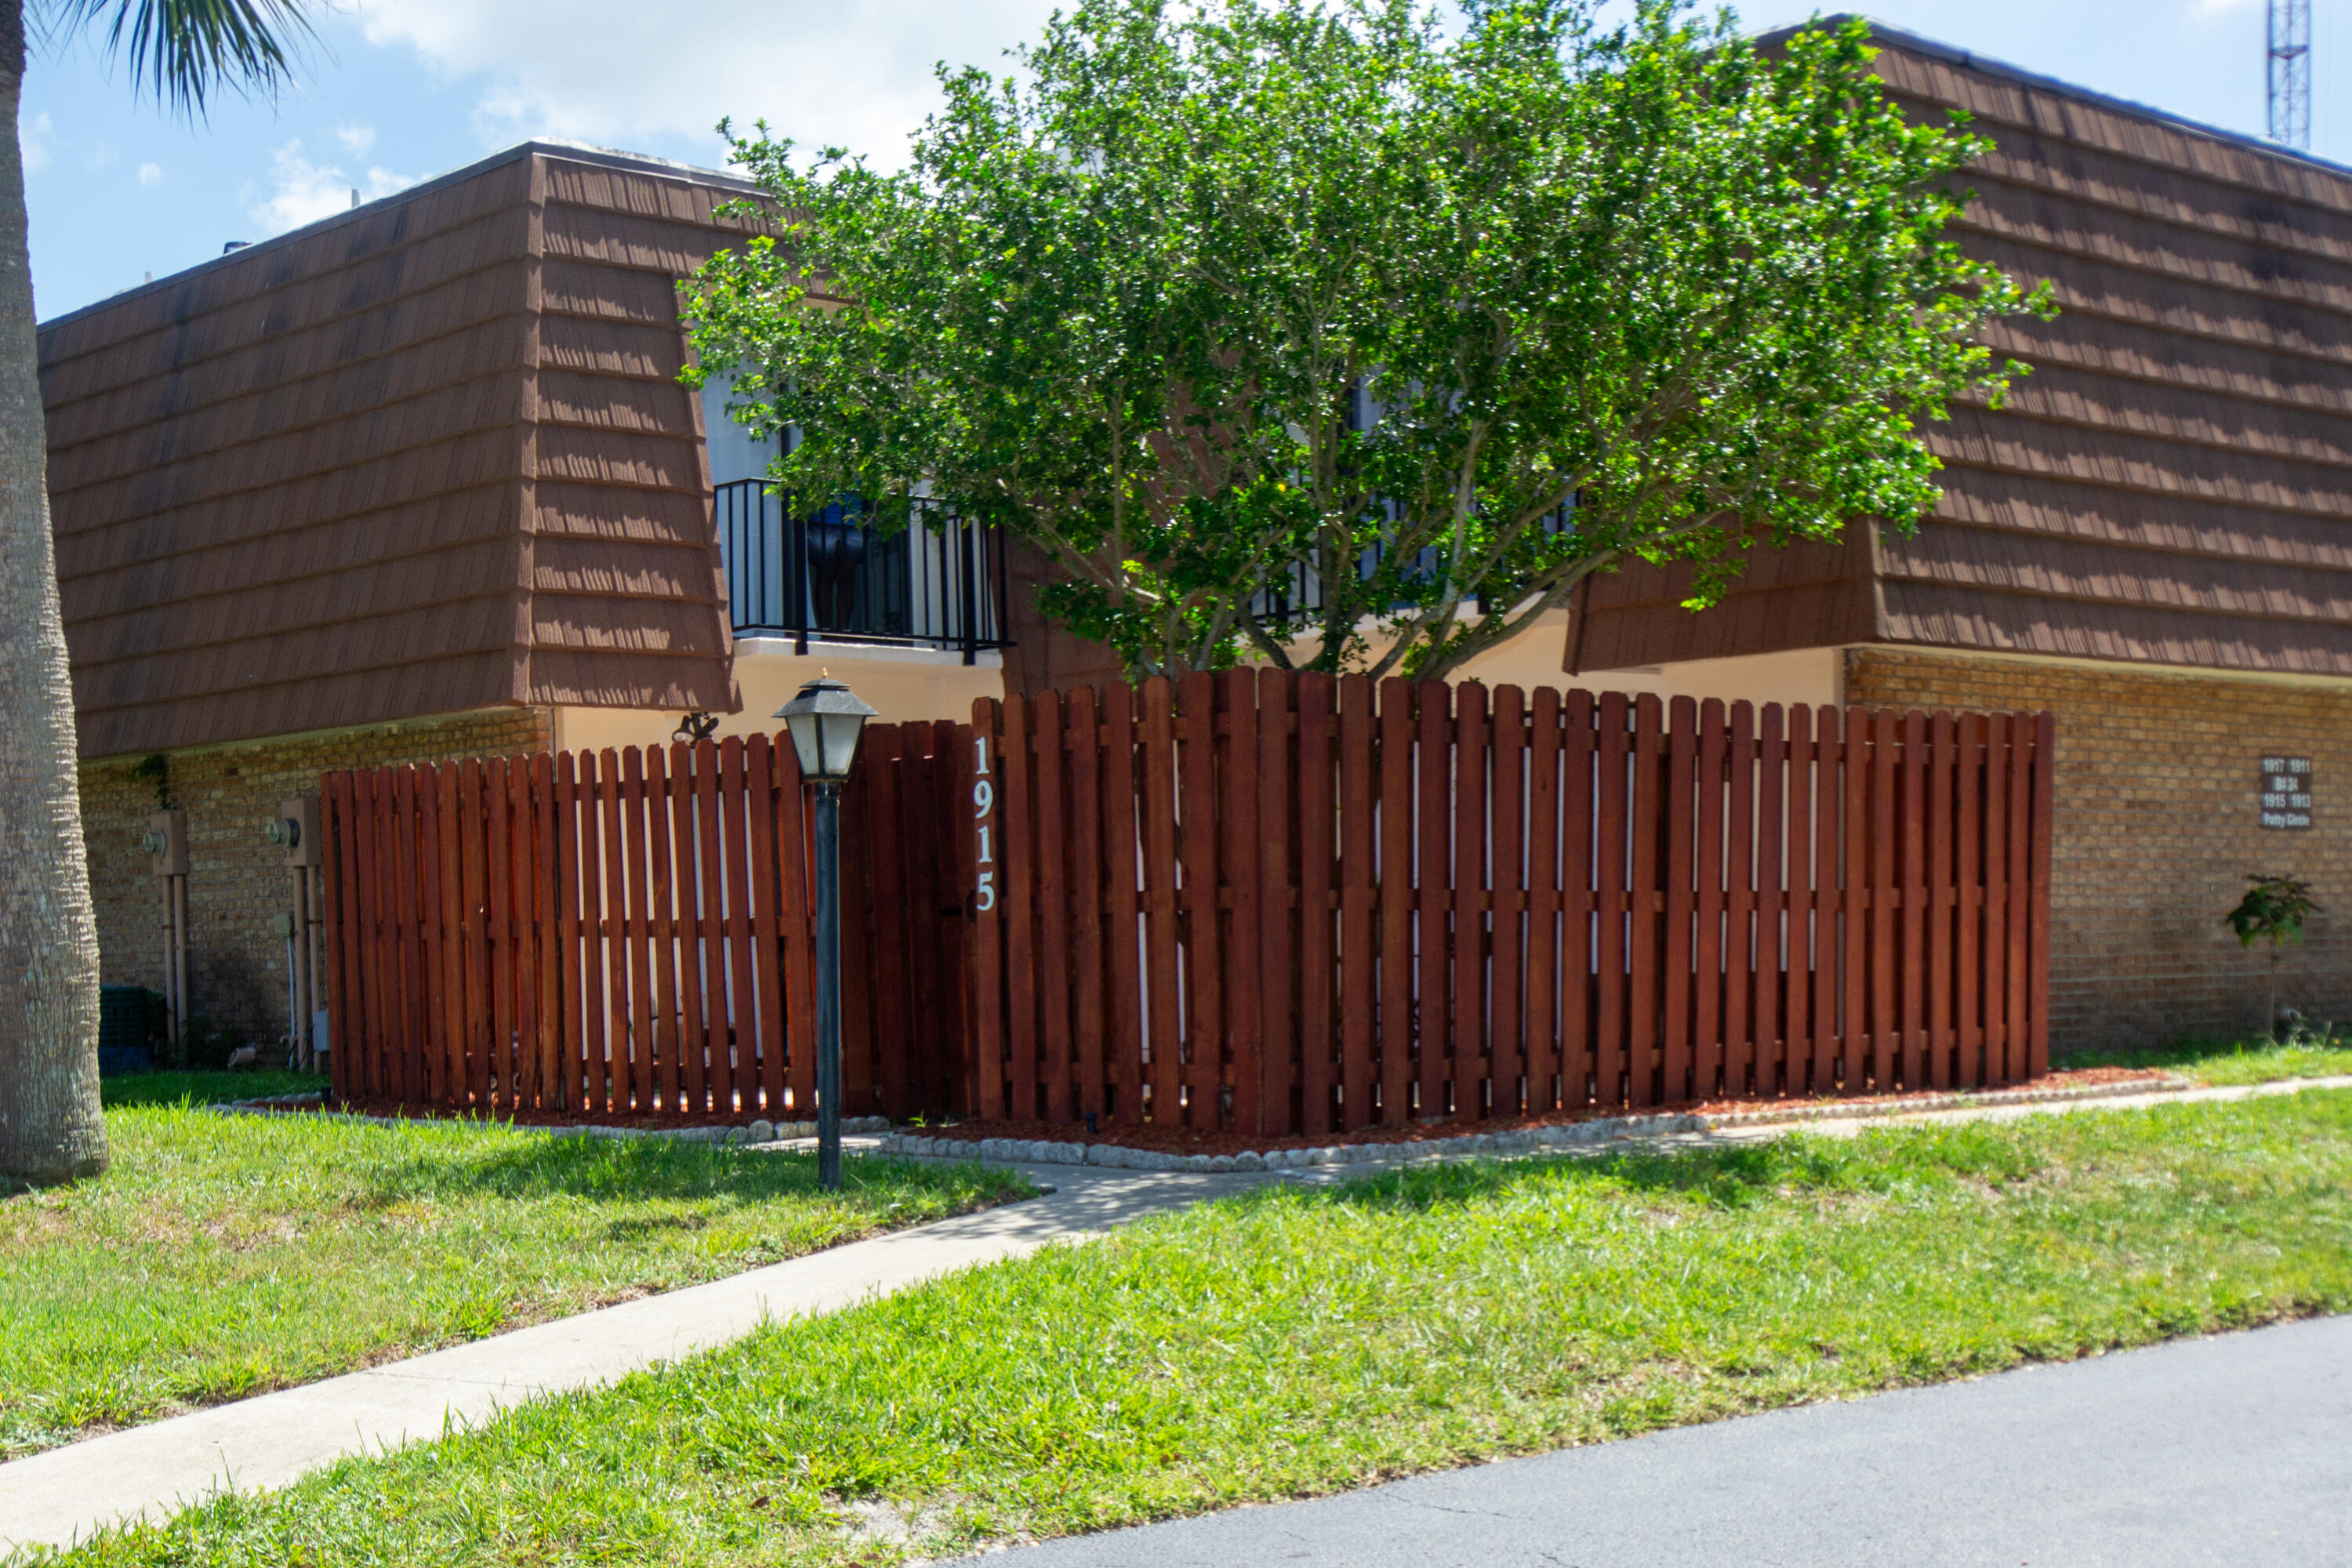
776;673;877;785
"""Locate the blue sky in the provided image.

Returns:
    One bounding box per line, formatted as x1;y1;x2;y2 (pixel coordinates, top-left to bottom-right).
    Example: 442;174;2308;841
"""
18;0;2345;321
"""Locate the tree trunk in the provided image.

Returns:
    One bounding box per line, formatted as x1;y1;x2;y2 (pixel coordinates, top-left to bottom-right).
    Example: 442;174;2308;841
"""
2269;947;2282;1043
0;0;107;1185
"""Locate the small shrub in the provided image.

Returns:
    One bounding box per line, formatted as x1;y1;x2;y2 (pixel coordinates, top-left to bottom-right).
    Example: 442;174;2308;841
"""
2223;873;2322;1036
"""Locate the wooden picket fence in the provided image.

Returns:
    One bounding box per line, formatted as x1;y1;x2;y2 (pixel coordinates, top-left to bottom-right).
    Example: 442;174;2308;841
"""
322;672;2056;1135
970;671;2055;1136
320;722;971;1118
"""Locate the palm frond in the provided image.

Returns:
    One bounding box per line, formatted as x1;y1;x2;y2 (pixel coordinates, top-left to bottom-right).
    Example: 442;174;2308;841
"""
32;0;318;118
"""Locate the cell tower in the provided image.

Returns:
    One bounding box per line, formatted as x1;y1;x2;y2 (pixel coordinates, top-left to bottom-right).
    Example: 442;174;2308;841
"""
2270;0;2312;151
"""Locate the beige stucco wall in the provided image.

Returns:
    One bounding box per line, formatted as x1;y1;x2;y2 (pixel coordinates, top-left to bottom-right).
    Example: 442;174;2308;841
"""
554;641;1006;756
1255;605;1845;713
1549;646;1844;711
1463;606;1844;712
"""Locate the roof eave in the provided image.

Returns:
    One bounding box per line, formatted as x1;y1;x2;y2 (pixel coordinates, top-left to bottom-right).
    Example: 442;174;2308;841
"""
1761;14;2352;185
37;137;765;338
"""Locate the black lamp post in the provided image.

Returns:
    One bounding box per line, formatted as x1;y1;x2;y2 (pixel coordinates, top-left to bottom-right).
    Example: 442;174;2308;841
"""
777;673;877;1191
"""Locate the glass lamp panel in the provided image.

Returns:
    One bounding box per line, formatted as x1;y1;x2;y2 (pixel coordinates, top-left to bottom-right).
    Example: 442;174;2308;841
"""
819;711;868;780
785;713;825;779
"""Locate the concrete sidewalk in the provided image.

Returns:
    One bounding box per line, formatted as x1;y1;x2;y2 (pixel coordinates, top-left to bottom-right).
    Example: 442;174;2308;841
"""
5;1070;2345;1553
0;1162;1269;1554
954;1312;2352;1567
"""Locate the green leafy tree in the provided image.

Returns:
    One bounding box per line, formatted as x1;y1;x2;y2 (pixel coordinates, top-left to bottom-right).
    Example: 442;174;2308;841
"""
0;0;314;1185
2224;872;2322;1038
684;0;2045;681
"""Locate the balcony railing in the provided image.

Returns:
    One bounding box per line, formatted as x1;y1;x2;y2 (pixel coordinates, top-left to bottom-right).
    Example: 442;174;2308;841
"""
1247;497;1578;628
715;481;1013;664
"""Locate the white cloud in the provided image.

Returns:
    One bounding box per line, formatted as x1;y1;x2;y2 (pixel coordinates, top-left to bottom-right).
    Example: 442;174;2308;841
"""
245;139;417;234
344;0;1061;168
20;110;53;174
136;162;162;187
334;124;377;154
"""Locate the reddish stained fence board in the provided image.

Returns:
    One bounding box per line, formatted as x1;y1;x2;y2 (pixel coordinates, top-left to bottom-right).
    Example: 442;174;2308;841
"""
1298;671;1340;1135
1099;687;1146;1127
1141;680;1185;1128
1524;687;1564;1116
1065;690;1110;1126
1377;678;1415;1125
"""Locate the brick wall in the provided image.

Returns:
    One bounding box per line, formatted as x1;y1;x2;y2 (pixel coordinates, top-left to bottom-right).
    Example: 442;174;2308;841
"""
1844;648;2352;1054
79;707;554;1044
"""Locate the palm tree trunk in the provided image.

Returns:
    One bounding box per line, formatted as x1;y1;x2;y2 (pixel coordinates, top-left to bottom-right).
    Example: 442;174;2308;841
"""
0;0;107;1185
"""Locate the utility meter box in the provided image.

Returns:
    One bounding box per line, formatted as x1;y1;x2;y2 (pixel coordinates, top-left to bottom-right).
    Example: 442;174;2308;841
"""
143;810;188;877
267;794;322;868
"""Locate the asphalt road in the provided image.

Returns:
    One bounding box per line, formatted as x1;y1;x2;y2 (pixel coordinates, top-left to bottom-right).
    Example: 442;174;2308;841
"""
956;1313;2352;1567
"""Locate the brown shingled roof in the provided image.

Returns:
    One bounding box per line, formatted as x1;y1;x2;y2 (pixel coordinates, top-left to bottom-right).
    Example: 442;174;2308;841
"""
1567;22;2352;679
42;140;765;758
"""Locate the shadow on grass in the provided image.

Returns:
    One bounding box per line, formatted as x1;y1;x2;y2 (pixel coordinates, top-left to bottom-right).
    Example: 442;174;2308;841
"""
102;1070;327;1109
356;1131;1007;1210
1228;1117;2057;1220
2057;1033;2352;1076
1254;1084;2352;1229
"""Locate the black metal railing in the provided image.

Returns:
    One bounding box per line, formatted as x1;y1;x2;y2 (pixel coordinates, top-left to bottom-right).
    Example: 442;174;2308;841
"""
715;481;1013;664
1247;496;1578;629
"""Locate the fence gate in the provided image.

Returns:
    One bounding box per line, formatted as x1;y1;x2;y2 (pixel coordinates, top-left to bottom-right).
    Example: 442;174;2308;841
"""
967;670;2056;1138
320;723;971;1119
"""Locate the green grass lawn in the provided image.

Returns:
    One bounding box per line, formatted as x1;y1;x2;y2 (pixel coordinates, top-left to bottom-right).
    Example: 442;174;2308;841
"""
0;1105;1026;1461
2057;1033;2352;1086
51;1090;2352;1568
99;1069;327;1109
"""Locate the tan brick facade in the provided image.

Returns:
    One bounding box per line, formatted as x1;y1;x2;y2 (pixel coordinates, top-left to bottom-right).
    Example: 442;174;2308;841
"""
1844;648;2352;1054
78;707;554;1046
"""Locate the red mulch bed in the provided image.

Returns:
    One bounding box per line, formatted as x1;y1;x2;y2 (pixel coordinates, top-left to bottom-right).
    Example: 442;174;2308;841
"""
909;1065;2172;1158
